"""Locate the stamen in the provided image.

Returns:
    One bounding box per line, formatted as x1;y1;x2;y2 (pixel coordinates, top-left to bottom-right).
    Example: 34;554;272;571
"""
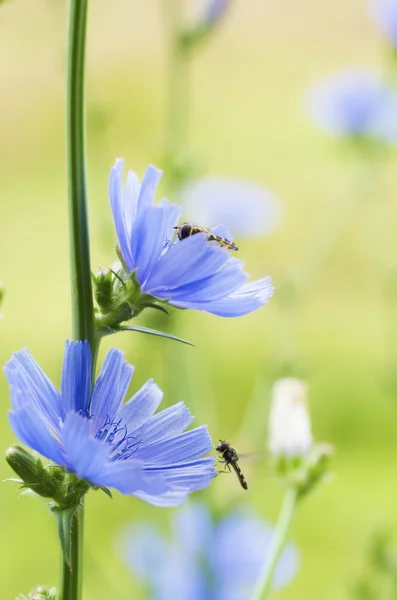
92;413;142;461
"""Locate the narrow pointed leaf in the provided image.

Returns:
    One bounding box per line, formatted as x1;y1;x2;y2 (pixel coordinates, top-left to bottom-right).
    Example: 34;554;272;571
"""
99;486;113;500
119;325;194;346
144;302;169;315
50;504;79;569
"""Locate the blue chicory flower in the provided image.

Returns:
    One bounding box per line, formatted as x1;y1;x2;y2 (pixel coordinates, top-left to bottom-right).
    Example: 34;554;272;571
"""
119;503;299;600
179;176;281;238
307;69;397;143
368;0;397;47
186;0;230;32
202;0;230;25
109;159;274;317
5;340;215;507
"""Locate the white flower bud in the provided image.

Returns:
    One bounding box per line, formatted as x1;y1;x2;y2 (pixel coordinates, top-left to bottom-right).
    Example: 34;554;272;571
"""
268;378;312;457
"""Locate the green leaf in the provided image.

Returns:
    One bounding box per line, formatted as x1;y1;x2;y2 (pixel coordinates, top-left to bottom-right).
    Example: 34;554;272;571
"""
119;325;194;346
50;503;79;570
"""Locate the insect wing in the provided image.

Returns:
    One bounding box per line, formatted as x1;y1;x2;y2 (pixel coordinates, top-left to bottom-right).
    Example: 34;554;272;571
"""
236;451;268;462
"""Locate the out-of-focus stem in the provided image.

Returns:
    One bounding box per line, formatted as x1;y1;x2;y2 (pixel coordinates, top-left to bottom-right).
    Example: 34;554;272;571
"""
251;486;298;600
163;0;191;192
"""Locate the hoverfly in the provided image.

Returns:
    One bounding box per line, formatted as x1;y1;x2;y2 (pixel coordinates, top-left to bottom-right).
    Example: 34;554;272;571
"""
216;440;248;490
174;223;238;251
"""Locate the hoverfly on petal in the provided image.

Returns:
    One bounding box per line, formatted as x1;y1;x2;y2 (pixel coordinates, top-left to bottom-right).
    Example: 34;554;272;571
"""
174;223;239;251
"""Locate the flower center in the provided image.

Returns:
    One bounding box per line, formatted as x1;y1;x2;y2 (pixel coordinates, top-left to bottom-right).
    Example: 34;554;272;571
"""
94;415;141;461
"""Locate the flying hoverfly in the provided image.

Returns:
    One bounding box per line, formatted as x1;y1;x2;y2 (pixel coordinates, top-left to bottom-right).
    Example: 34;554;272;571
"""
216;440;248;490
174;223;239;251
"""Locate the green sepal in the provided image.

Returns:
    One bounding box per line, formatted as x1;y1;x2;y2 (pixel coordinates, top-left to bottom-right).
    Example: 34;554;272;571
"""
50;503;80;570
20;488;37;497
5;477;24;484
144;302;169;315
272;443;333;498
118;324;194;346
99;486;113;500
93;266;176;331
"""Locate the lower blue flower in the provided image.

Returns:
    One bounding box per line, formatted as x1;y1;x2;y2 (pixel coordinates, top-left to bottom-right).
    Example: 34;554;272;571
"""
119;503;299;599
5;340;216;506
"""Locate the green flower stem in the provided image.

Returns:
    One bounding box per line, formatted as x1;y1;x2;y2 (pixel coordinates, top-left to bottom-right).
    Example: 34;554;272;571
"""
62;0;95;598
163;0;191;191
252;486;298;600
59;505;84;600
66;0;95;350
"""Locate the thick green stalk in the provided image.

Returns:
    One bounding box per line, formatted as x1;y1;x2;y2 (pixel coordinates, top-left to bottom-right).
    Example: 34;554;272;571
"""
67;0;95;349
251;486;298;600
59;506;84;600
61;1;94;599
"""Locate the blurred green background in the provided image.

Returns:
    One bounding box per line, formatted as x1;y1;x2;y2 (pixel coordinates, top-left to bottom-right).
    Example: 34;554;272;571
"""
1;0;397;598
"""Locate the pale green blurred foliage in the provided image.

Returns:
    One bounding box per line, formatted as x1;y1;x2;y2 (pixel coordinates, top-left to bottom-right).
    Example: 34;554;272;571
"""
1;1;397;599
350;529;397;600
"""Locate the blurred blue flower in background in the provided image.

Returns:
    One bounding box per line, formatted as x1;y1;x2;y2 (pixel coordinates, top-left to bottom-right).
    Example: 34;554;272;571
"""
5;340;215;506
202;0;230;26
307;69;397;142
186;0;230;32
119;503;299;599
368;0;397;47
179;176;281;238
109;159;274;317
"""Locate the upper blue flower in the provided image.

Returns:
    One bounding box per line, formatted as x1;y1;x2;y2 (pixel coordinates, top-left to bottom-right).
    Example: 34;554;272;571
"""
109;159;274;317
179;176;281;238
369;0;397;46
119;502;299;600
5;340;215;506
307;69;397;142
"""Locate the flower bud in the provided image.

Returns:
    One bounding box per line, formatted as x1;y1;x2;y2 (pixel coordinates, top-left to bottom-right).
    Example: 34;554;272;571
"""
93;268;114;312
268;380;333;497
6;446;64;500
268;378;312;458
94;266;171;333
6;446;47;486
22;585;56;600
